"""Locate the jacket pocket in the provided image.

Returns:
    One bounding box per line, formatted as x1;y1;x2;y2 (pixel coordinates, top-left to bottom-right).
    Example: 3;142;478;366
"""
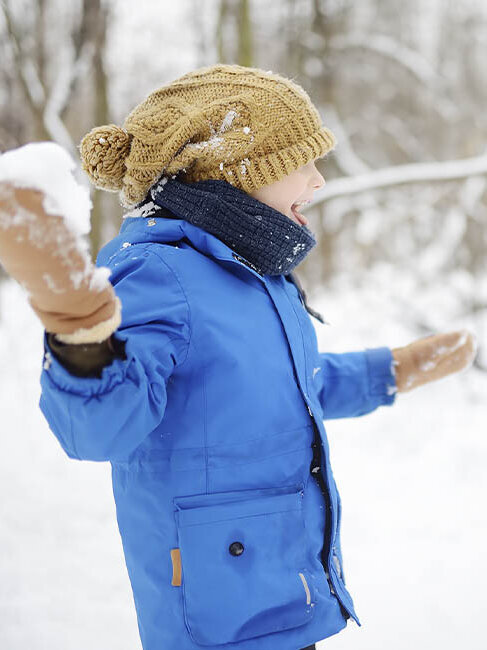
173;483;316;645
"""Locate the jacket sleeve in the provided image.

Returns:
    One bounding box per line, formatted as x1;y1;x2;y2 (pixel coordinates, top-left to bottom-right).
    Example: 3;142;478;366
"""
38;245;191;462
315;346;397;420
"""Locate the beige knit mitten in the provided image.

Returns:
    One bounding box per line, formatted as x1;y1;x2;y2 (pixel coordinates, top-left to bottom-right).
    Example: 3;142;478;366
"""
391;330;477;393
0;144;121;344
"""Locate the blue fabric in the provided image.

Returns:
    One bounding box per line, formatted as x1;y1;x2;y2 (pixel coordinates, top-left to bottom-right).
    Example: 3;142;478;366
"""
39;214;397;650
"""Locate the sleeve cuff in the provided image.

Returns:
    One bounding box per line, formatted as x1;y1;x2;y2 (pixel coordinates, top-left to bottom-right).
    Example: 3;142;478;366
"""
42;330;132;396
364;346;397;407
46;332;126;378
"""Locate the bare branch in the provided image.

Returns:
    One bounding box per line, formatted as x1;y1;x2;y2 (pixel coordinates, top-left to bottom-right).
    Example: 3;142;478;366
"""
330;32;439;86
1;3;46;113
329;32;460;121
59;0;98;119
313;151;487;204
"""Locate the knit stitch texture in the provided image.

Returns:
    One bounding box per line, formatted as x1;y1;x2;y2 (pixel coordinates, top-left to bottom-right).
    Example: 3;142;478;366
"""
79;63;336;207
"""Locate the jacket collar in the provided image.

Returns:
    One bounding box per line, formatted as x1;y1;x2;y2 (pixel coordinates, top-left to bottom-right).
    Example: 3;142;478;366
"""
98;207;325;323
116;211;266;282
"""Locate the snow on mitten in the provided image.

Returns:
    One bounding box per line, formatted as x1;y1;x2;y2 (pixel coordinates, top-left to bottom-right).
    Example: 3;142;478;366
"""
0;142;121;344
391;330;477;393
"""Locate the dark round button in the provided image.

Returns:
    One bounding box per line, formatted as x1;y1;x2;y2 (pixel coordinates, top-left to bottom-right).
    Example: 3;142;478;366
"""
229;541;244;556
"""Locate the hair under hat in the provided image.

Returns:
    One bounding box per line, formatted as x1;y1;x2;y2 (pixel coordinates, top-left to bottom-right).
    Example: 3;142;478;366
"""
79;63;336;208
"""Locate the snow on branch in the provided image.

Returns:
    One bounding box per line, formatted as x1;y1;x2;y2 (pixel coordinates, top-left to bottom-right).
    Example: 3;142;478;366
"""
313;151;487;204
330;32;439;85
329;32;459;121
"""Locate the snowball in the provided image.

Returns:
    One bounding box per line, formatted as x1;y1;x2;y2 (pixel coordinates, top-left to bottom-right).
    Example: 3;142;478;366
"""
0;142;116;294
0;142;92;239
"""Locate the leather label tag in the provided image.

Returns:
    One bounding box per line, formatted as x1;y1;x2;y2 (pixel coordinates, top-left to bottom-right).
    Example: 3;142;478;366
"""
170;548;182;586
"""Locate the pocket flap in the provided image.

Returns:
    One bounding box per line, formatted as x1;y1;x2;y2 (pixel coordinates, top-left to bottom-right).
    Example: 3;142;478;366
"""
175;485;303;528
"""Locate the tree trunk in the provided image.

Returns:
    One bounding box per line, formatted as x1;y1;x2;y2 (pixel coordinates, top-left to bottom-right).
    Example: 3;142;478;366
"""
237;0;253;67
87;0;110;260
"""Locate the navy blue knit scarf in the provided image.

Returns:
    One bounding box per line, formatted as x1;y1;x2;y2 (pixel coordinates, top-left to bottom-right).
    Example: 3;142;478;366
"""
146;176;316;276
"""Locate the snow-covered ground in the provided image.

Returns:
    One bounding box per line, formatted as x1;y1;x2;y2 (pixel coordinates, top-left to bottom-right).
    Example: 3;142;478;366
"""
0;272;485;650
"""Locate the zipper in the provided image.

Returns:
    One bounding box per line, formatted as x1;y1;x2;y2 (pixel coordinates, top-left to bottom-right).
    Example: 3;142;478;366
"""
231;252;265;279
307;402;354;623
308;412;334;588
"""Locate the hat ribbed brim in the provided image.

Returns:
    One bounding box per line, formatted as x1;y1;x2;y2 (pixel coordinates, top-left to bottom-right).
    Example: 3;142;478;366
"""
191;125;336;193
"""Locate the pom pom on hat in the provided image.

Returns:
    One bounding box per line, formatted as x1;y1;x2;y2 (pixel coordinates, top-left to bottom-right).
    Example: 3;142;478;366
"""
79;124;132;192
79;64;336;207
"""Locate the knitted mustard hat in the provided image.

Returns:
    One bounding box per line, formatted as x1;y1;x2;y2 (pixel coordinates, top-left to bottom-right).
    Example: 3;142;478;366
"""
79;63;337;208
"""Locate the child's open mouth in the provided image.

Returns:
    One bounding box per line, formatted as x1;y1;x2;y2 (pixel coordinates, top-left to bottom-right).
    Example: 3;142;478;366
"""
290;200;310;226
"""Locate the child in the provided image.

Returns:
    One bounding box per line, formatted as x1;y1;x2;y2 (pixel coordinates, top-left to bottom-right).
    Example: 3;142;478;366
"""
0;64;476;650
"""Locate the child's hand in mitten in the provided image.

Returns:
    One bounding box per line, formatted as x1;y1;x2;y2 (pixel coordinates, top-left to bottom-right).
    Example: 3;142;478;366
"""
391;330;477;393
0;142;121;344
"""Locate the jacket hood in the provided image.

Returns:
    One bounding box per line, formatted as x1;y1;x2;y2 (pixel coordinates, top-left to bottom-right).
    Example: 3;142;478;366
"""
97;213;249;273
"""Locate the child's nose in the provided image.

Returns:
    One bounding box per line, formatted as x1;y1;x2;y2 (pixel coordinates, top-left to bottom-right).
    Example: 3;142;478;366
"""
313;169;325;189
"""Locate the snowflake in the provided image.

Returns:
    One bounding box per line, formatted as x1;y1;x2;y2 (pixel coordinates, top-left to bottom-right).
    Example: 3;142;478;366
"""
292;242;306;255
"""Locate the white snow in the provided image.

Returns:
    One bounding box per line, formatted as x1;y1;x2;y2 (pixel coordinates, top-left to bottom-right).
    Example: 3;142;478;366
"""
220;109;238;133
239;158;251;176
313;150;487;204
123;199;158;219
0;143;113;296
42;273;66;294
0;281;140;650
88;266;112;293
330;32;439;86
0;142;92;239
185;110;240;157
188;135;224;151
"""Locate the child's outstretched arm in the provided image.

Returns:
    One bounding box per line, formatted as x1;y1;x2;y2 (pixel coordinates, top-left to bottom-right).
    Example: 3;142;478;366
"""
315;331;476;421
315;347;397;420
39;247;191;461
0;143;190;462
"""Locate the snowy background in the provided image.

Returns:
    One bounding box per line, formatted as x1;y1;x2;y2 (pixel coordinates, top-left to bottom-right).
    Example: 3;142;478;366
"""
1;0;487;648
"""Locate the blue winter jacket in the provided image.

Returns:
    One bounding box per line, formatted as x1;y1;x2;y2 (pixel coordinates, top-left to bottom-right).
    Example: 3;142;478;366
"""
39;213;397;650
